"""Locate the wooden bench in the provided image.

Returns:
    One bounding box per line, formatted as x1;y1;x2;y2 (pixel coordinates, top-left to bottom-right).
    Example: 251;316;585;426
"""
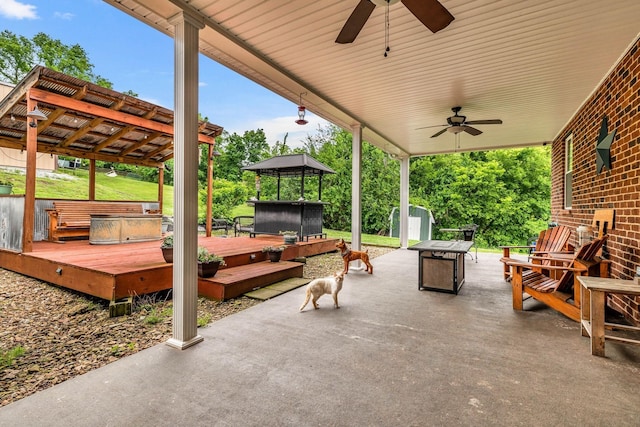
47;201;144;242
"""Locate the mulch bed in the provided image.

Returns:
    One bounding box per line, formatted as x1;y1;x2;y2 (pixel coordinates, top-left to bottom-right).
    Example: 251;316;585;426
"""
0;245;393;407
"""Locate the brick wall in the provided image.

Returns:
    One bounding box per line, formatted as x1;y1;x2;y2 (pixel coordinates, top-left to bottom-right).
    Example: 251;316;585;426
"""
551;36;640;323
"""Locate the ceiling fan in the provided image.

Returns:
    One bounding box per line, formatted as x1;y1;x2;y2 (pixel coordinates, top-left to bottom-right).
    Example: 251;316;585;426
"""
420;107;503;138
335;0;454;44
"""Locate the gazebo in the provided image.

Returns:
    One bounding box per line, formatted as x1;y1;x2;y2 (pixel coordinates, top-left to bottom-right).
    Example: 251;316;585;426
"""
242;154;335;240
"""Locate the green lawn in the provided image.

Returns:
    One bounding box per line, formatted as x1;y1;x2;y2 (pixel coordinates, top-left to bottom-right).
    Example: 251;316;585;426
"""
0;169;174;216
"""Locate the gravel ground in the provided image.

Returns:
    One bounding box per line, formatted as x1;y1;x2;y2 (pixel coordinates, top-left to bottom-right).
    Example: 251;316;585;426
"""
0;245;393;407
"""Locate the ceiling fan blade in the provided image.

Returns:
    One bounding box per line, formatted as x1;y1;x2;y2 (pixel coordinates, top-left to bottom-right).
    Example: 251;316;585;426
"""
465;119;503;125
402;0;454;33
430;128;449;138
416;124;447;130
463;126;482;136
335;0;376;44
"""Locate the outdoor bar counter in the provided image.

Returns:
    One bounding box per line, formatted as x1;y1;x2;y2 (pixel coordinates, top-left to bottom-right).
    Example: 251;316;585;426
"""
252;200;327;241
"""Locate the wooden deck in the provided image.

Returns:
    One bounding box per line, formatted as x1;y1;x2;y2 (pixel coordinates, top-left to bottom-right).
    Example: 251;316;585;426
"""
0;235;338;301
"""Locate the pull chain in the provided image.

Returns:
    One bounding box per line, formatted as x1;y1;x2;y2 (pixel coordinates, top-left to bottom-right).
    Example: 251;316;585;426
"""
384;1;390;57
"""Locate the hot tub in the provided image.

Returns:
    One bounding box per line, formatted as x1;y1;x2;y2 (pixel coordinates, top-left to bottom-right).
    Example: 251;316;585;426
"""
89;214;162;245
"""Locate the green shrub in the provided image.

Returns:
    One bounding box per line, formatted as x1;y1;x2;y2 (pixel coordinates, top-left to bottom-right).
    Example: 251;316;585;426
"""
198;178;248;223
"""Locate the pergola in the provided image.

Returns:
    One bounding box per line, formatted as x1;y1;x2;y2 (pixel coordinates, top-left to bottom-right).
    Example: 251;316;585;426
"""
0;66;224;251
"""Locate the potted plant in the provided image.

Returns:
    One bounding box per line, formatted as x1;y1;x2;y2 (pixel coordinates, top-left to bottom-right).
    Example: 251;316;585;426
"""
0;179;13;195
197;246;226;278
280;230;298;245
160;235;174;263
262;245;285;262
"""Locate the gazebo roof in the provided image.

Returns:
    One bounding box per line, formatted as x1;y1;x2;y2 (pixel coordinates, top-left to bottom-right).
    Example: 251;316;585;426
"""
0;66;223;168
242;154;335;177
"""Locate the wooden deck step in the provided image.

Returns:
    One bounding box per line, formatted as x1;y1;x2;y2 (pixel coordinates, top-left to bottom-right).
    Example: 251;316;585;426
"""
198;260;304;301
244;277;311;300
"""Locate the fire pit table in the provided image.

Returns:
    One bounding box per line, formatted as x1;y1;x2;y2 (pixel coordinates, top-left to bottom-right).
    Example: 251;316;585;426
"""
408;239;473;294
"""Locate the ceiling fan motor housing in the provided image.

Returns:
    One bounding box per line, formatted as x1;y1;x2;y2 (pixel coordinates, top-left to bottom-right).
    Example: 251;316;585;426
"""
371;0;401;5
447;106;465;125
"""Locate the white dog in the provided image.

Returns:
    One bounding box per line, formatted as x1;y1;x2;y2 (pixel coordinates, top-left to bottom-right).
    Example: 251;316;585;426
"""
299;271;345;311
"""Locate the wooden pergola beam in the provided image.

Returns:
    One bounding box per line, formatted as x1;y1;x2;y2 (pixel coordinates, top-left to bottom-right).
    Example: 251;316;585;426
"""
60;98;126;148
29;88;216;144
92;107;159;153
119;132;162;157
0;136;164;167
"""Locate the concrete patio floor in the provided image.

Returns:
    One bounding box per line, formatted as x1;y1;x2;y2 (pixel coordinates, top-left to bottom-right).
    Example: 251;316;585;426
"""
1;249;639;426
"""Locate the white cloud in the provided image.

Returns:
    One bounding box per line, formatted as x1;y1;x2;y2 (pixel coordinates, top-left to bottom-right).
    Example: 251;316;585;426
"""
253;114;330;148
199;81;207;87
0;0;38;19
138;96;168;108
53;12;74;20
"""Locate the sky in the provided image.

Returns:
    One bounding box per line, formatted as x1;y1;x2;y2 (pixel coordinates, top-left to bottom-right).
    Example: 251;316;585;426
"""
0;0;329;148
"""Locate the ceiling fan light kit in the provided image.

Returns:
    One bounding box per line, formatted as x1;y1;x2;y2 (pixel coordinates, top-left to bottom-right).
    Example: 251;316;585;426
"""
415;106;503;138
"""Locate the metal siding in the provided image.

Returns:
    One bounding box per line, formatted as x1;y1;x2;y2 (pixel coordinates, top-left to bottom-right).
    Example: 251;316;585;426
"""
0;197;25;251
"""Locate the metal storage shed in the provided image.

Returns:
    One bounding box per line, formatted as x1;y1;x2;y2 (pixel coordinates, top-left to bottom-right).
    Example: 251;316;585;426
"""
389;205;434;242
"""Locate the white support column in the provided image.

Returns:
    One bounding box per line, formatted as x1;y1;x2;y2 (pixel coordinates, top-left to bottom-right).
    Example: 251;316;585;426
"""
351;124;362;257
399;156;410;249
166;10;204;350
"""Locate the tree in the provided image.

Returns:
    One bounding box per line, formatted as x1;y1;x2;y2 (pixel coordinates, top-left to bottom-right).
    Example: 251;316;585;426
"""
302;124;550;244
198;178;248;223
303;125;399;234
0;30;112;87
214;129;269;182
269;132;291;157
0;30;34;84
409;147;550;247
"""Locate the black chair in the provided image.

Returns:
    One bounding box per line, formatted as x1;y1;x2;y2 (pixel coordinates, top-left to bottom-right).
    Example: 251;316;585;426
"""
211;218;232;235
460;224;478;262
233;216;255;237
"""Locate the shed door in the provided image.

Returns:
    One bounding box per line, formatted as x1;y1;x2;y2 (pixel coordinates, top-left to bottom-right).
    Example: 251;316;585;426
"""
408;216;421;241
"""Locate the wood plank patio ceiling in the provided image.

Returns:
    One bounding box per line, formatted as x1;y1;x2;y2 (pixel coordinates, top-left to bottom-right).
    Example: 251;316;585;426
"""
0;66;223;168
104;0;640;157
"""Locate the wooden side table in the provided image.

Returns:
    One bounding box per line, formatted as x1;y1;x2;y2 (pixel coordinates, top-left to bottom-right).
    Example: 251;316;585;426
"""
577;276;640;356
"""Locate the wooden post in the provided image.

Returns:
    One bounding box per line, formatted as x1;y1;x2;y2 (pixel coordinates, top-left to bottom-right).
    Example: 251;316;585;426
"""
89;159;96;200
206;144;213;237
590;289;606;356
158;165;164;214
21;96;38;253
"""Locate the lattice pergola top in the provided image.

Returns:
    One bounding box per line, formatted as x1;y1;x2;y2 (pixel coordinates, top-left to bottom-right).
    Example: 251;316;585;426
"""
0;66;223;168
242;154;335;178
